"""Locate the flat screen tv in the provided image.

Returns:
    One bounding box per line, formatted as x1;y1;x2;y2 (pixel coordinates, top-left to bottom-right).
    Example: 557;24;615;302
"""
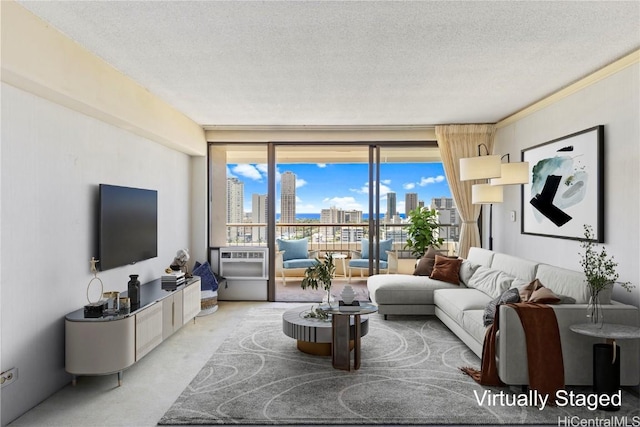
98;184;158;271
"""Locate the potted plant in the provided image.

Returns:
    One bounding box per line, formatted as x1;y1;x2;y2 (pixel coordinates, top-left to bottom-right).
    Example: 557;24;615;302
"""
301;254;335;307
404;207;444;258
579;224;633;325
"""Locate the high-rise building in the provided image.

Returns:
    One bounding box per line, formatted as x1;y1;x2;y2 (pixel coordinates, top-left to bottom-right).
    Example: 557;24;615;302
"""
280;171;296;223
227;177;244;242
386;192;397;220
251;194;268;243
405;193;418;215
432;197;454;209
226;178;244;223
430;197;461;242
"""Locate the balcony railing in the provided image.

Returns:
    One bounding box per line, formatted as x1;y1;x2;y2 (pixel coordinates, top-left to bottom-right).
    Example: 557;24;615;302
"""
224;222;460;257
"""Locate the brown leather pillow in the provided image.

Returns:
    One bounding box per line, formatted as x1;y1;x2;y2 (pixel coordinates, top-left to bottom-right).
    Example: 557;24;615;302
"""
413;246;439;276
519;278;561;304
430;255;462;285
519;278;543;302
528;287;561;304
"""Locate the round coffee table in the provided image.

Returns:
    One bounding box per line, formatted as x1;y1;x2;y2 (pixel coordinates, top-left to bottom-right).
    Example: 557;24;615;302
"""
282;305;369;356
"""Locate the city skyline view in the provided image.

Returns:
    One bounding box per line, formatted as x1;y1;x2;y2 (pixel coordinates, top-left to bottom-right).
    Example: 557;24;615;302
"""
227;162;452;216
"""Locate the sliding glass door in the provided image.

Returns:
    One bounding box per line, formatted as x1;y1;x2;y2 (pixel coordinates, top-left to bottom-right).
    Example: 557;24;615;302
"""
211;141;454;302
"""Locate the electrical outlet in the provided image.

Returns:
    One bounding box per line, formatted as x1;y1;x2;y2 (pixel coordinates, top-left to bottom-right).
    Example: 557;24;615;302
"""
1;368;18;388
510;211;516;222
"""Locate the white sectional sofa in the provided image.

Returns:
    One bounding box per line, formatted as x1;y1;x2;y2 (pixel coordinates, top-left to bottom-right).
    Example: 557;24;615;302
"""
366;247;640;386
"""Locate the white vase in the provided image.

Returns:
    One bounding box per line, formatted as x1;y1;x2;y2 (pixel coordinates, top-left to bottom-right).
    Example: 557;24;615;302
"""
341;285;356;305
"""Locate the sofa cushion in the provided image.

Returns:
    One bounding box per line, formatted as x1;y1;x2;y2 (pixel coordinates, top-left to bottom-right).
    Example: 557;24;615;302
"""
433;288;493;325
283;258;319;269
462;309;488;344
367;274;458;305
467;266;516;298
430;255;462;284
490;253;538;282
466;247;495;267
535;264;593;304
277;238;309;261
349;259;388;270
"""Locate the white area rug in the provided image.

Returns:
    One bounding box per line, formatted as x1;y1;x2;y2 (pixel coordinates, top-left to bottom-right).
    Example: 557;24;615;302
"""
159;307;640;425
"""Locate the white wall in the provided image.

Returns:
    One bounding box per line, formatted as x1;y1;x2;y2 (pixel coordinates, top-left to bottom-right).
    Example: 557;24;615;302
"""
0;83;193;425
491;63;639;307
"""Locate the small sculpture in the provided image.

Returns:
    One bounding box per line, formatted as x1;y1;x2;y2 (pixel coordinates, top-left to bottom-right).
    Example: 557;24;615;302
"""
167;248;192;278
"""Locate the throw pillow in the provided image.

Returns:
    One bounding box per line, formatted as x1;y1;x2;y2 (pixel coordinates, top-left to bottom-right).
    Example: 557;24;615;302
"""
413;246;439;276
518;278;562;304
430;255;463;285
518;278;544;302
483;288;521;327
276;238;309;261
361;239;393;262
193;261;219;292
467;266;517;298
528;287;562;304
459;259;481;286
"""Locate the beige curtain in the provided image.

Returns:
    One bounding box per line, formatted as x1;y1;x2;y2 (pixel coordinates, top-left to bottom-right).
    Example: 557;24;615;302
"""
436;124;496;258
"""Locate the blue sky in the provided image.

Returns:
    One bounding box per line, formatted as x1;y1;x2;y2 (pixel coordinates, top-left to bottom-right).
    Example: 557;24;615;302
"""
227;162;451;215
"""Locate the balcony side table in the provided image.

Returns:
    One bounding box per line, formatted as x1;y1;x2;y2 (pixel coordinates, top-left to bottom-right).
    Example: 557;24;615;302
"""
326;303;378;371
326;253;347;278
570;323;640;411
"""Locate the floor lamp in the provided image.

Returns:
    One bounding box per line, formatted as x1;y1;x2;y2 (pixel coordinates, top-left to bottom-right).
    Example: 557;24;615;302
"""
460;148;528;250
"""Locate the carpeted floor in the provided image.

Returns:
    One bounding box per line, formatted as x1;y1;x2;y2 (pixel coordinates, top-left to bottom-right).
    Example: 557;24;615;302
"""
159;307;640;425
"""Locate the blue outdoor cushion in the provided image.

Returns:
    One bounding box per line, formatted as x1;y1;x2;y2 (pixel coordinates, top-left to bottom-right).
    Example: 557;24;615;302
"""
193;261;219;291
360;238;393;261
348;258;388;270
277;238;310;261
283;258;319;269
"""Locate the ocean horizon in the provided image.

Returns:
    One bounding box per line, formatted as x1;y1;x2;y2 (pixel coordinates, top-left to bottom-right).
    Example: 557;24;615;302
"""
274;213;407;220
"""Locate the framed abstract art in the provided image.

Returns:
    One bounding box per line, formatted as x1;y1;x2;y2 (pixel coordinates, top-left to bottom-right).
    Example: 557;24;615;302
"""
521;125;604;242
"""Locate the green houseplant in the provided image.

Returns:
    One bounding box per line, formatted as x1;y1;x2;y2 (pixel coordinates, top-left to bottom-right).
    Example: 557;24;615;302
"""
301;254;336;308
404;207;444;258
579;224;633;325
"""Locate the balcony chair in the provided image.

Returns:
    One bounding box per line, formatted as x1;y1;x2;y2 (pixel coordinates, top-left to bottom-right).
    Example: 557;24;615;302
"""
275;237;319;285
348;238;397;282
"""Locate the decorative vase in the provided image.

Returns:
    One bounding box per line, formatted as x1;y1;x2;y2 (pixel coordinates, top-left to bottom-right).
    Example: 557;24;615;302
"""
586;290;603;327
321;290;335;308
128;274;141;309
340;285;356;305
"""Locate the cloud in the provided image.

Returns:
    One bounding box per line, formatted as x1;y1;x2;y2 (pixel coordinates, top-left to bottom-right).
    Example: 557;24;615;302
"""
322;196;363;211
317;163;327;168
232;164;263;181
403;182;416;190
255;164;281;182
352;181;393;195
226;166;236;178
418;175;446;186
296;178;307;188
381;179;392;185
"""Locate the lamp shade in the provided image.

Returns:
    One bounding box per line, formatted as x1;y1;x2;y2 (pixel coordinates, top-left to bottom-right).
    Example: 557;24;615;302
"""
460;155;501;181
490;161;529;185
472;183;503;204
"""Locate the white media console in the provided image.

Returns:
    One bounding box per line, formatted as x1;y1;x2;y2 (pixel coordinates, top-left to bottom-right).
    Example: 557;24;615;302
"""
65;277;201;385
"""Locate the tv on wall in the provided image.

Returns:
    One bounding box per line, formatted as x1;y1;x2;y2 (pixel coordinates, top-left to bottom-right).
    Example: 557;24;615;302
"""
98;184;158;271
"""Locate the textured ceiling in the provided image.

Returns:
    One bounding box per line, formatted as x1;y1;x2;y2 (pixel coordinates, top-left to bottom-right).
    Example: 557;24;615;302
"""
16;1;640;127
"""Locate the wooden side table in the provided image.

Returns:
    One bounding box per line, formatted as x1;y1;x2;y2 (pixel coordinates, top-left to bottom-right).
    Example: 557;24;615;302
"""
326;303;378;371
570;323;640;411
